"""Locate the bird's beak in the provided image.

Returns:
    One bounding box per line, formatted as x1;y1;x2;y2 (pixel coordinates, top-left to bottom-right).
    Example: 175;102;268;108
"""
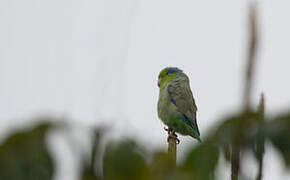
158;78;161;87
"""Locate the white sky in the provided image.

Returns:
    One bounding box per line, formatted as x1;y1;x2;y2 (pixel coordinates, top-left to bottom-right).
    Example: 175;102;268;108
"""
1;0;290;179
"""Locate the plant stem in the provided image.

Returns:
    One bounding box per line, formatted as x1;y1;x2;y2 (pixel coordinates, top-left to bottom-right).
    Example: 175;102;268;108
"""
256;93;265;180
243;3;258;110
232;3;259;180
231;142;240;180
168;134;177;165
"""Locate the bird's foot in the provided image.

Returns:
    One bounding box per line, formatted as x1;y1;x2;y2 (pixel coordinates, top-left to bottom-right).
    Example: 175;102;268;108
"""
164;127;173;133
167;130;180;144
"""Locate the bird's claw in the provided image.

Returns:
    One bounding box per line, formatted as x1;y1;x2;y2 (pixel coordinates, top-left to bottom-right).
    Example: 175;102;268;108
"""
172;132;180;144
167;133;180;144
164;127;171;132
176;138;180;144
165;127;180;144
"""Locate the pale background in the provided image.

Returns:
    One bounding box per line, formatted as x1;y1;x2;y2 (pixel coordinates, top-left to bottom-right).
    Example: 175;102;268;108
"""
1;0;290;179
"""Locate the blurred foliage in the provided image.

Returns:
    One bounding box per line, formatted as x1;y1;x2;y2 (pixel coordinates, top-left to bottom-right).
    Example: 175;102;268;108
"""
0;121;54;180
267;113;290;167
81;128;103;180
183;143;219;180
103;140;148;180
1;110;290;180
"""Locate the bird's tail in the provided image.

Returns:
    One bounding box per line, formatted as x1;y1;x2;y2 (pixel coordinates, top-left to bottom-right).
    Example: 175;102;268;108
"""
190;125;201;142
192;134;201;142
196;136;202;142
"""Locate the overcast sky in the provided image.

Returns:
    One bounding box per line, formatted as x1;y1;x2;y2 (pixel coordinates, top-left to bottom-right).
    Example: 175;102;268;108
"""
1;0;290;179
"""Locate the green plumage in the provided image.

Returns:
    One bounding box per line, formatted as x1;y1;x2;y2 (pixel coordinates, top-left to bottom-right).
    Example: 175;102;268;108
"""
157;67;201;142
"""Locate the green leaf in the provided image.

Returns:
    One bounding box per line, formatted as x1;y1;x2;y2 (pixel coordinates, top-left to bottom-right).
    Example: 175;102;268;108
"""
0;122;54;180
183;143;219;180
267;113;290;167
103;140;148;180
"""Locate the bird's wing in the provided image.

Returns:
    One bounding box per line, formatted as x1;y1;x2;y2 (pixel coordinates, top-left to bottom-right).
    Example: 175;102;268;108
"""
167;74;198;132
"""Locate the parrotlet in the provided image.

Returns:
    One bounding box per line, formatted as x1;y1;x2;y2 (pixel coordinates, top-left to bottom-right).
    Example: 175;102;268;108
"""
157;67;201;142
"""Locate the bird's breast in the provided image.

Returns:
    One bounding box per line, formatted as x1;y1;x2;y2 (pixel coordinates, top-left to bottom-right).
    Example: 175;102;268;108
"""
157;86;174;120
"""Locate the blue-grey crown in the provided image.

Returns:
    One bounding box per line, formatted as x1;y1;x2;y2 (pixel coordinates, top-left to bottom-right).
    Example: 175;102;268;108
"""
166;67;182;75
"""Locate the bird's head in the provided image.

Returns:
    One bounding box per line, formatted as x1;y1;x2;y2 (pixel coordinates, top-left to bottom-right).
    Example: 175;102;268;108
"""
158;67;182;88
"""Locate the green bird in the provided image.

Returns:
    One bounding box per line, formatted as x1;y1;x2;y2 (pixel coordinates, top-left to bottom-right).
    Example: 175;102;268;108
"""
157;67;201;142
